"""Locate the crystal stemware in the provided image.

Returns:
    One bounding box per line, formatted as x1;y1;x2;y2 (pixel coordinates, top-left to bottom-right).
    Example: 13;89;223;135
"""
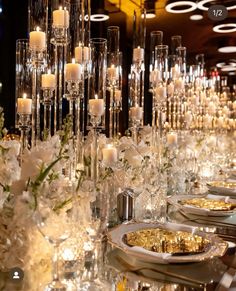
33;197;73;291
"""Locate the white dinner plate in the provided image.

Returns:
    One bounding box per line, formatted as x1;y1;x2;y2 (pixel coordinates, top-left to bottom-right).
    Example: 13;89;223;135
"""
108;222;227;264
168;194;236;217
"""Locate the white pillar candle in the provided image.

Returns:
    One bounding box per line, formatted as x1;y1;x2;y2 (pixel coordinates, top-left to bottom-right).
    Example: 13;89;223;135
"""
53;7;69;28
203;114;212;128
129;106;143;121
167;132;178;146
65;60;82;81
41;71;56;89
89;98;104;116
185;111;192;124
102;145;118;165
75;46;91;63
217;117;224;128
155;85;166;101
233;101;236;110
114;89;121;102
150;69;161;84
191;94;199;106
200;91;206;103
171;64;179;79
17;94;32;114
29;27;46;51
133;46;144;62
229;118;234;127
167;82;174;96
222;106;229;116
174;78;185;91
208;102;216;115
107;65;118;80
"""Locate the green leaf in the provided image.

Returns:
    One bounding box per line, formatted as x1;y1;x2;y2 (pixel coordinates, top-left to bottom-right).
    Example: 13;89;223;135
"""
32;156;63;188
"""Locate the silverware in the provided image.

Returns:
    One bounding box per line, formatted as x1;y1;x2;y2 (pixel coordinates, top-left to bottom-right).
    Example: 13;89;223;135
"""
116;255;206;287
179;211;236;228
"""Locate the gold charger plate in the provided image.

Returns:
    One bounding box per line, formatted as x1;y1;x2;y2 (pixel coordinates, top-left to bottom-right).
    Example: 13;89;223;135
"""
168;194;236;217
108;222;227;264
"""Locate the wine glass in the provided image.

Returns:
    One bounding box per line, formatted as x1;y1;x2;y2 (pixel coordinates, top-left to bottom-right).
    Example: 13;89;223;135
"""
33;195;73;291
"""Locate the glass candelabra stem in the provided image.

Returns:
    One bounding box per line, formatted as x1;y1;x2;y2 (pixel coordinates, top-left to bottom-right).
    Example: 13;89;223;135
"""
49;242;66;291
44;104;52;138
18;113;31;158
91;125;98;186
42;89;54;137
54;44;67;131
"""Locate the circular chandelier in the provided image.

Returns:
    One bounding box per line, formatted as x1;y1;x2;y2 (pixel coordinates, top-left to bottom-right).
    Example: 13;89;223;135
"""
189;10;203;21
90;14;109;22
218;46;236;53
213;23;236;33
198;0;236;11
165;1;197;14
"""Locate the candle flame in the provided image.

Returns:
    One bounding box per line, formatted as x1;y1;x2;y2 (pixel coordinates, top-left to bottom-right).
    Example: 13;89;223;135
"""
36;26;40;32
95;94;98;99
72;58;75;64
59;6;62;10
23;93;27;99
48;69;51;74
64;6;67;11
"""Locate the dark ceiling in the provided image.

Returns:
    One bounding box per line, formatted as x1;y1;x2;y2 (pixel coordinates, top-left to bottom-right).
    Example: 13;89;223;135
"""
104;0;236;72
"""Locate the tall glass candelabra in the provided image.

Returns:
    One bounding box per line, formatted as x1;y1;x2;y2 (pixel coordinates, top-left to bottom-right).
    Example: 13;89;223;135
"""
50;0;70;132
88;38;107;183
107;26;122;138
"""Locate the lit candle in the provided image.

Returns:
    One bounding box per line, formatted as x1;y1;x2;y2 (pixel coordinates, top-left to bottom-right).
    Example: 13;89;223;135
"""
185;111;192;124
53;6;69;28
167;132;178;146
155;84;166;101
229;118;234;127
41;70;56;89
174;78;185;91
233;101;236;110
217;117;224;128
17;94;32;114
171;64;179;79
89;96;104;116
167;82;174;96
114;89;121;102
65;59;82;81
133;46;144;62
102;144;118;166
222;106;229;116
203;114;212;128
129;106;143;121
74;46;91;63
29;27;46;51
107;65;118;80
208;102;216;115
150;69;161;84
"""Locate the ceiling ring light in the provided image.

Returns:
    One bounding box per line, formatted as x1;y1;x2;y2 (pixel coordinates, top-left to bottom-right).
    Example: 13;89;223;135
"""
90;14;109;22
213;23;236;33
218;46;236;53
198;0;236;11
165;1;197;14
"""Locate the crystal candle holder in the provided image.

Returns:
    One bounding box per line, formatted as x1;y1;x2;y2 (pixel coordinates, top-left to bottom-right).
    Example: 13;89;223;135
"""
51;26;69;46
65;80;82;136
42;88;55;137
18;113;32;153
